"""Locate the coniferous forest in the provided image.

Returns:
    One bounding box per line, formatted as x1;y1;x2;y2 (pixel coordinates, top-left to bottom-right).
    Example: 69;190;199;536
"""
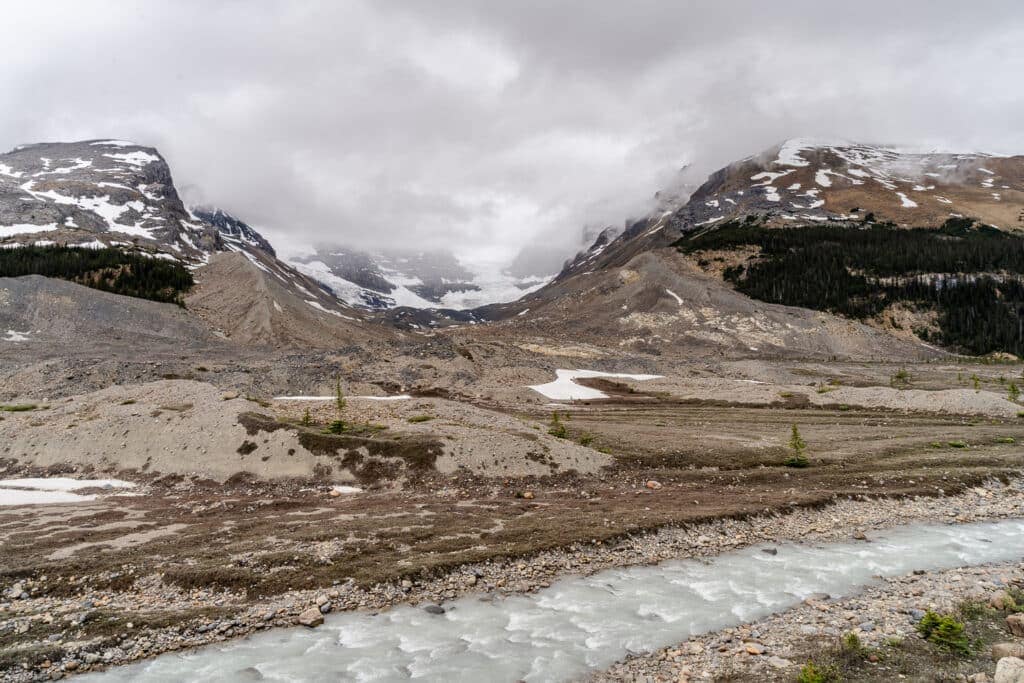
0;245;194;305
675;217;1024;357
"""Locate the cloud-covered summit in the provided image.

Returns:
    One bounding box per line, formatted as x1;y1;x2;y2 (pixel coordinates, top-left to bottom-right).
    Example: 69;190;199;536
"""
4;1;1022;273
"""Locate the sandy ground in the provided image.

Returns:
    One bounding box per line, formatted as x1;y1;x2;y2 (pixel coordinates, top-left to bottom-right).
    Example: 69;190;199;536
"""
0;379;609;483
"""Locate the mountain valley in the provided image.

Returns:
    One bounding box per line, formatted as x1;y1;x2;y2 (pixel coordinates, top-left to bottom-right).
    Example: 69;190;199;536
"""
2;137;1024;682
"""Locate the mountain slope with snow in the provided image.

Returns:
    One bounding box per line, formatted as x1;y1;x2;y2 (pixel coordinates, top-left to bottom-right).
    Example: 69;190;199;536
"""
286;245;550;311
472;139;1024;358
0;140;362;332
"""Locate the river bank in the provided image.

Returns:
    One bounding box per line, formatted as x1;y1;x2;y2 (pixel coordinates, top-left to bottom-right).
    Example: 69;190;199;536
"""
2;479;1022;681
592;560;1024;682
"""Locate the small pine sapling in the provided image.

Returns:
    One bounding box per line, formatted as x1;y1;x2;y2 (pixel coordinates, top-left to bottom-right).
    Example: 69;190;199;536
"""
784;424;809;467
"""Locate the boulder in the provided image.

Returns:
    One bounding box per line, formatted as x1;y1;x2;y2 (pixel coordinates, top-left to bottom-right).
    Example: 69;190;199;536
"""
995;657;1024;683
995;643;1024;661
992;591;1015;610
1008;614;1024;638
297;607;324;628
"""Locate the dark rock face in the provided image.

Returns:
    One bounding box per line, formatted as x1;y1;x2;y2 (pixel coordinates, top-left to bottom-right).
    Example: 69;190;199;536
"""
192;207;276;256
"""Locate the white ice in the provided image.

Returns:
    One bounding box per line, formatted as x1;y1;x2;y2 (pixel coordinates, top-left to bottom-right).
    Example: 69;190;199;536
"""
528;369;662;400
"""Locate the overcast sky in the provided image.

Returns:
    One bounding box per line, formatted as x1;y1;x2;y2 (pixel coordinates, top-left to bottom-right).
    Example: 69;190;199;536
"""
3;1;1023;270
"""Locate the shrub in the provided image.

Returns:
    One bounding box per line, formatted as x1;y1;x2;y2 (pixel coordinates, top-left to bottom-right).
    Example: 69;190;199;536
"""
916;609;971;656
841;631;865;655
324;420;345;435
548;412;567;439
301;408;312;426
796;660;840;683
999;587;1024;613
1009;382;1021;402
890;368;911;388
407;415;433;423
577;433;594;447
784;424;809;467
947;440;968;448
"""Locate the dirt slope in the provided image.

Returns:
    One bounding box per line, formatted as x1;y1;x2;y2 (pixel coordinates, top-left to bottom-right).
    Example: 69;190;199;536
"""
0;274;216;347
472;248;936;361
186;252;395;348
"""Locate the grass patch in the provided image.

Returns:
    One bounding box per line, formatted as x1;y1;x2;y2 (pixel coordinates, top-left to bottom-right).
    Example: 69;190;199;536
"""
0;404;37;412
947;440;968;448
407;415;434;423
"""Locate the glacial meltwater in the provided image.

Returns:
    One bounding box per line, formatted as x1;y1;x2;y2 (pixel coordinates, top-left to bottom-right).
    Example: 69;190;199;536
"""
90;518;1024;682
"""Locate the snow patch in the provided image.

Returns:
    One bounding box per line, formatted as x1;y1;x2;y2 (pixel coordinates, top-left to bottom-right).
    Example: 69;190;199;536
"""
665;289;683;306
102;151;160;166
0;223;58;237
895;192;918;208
4;330;31;342
528;369;662;401
0;478;135;507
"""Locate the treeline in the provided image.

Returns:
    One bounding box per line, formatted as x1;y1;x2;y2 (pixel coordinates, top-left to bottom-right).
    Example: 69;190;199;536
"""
0;245;194;305
675;219;1024;356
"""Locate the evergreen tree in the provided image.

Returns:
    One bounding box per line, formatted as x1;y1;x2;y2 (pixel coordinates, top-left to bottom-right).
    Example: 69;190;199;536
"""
785;425;809;467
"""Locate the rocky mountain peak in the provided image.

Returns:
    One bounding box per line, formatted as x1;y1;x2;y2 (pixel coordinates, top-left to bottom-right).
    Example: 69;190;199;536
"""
670;139;1023;233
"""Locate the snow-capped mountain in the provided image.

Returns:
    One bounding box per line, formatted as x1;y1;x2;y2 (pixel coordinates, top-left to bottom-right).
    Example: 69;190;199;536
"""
672;138;1023;231
485;139;1024;322
0;139;223;257
0;139;358;323
285;245;550;311
191;206;276;256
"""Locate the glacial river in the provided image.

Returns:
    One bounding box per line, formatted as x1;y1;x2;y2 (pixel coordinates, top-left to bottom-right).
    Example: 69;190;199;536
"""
90;518;1024;682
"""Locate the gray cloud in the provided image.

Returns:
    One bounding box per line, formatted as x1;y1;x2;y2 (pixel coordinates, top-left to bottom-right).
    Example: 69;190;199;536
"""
3;1;1022;269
